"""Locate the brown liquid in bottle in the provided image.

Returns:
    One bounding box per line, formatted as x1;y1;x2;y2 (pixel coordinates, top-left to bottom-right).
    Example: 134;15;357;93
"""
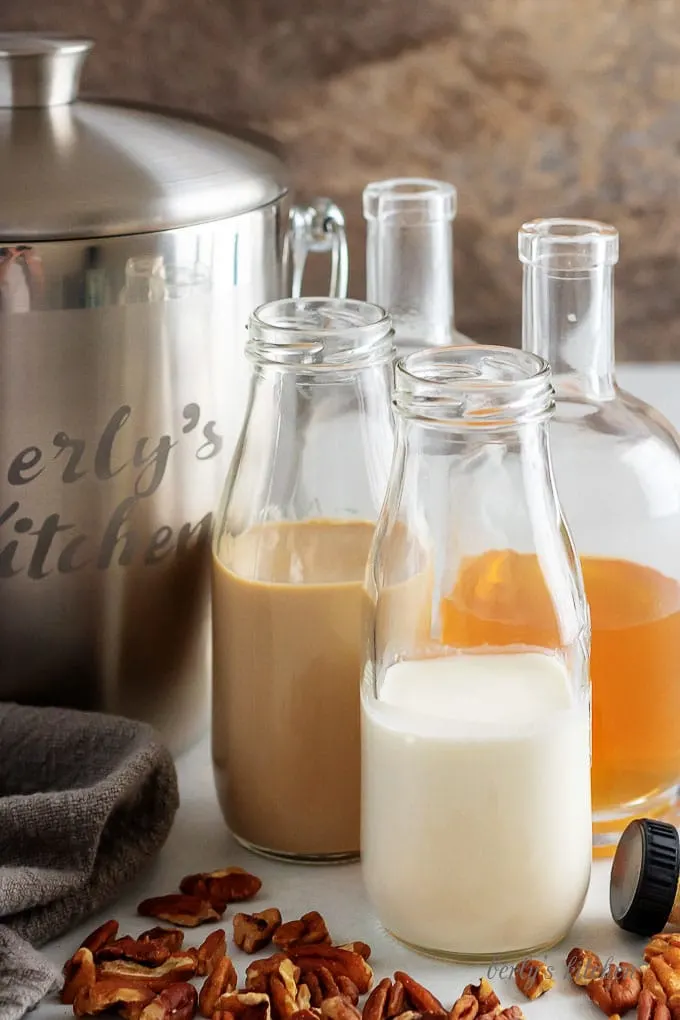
211;518;374;859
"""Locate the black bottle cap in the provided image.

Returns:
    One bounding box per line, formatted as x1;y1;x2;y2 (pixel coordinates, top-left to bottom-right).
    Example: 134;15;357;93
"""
610;819;680;936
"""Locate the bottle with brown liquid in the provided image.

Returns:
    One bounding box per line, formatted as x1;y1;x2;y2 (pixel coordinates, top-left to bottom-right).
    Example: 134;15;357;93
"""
450;218;680;854
211;297;394;862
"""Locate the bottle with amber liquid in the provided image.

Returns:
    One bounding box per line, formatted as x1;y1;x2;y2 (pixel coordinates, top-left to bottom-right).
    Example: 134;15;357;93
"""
447;218;680;853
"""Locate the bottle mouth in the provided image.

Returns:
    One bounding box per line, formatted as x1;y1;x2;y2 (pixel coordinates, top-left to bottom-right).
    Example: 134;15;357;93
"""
248;297;394;369
519;218;619;272
395;345;554;428
362;178;457;226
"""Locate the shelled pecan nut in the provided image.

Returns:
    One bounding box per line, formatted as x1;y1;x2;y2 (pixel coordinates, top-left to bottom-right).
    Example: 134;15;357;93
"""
514;959;554;1001
138;895;222;927
246;955;294;993
96;937;172;967
136;982;198;1020
140;928;185;953
638;989;672;1020
362;978;406;1020
198;955;238;1018
180;867;262;908
196;929;226;976
212;992;271;1020
338;944;372;962
587;962;641;1016
645;935;680;963
73;980;155;1017
62;948;96;1005
336;977;360;1006
235;908;283;953
641;965;667;1004
566;948;604;987
461;979;500;1016
287;947;373;995
449;994;478;1020
270;958;302;1020
80;920;120;956
274;913;331;950
648;955;680;1014
393;973;445;1016
320;997;361;1020
291;1012;322;1020
98;953;197;991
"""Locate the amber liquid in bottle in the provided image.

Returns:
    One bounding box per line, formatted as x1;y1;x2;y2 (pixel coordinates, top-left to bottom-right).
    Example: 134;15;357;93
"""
441;551;680;826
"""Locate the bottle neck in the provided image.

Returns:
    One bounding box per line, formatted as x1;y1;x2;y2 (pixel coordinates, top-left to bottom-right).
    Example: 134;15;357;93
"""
522;263;616;400
366;217;455;349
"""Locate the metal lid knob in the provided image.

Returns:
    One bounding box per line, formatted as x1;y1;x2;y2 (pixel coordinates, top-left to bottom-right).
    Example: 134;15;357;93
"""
0;33;93;108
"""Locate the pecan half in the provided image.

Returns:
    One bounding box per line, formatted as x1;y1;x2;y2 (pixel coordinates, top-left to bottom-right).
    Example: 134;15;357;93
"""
320;997;361;1020
213;992;271;1020
449;995;478;1020
645;935;680;964
62;948;96;1005
246;955;295;994
138;895;222;927
461;979;500;1016
514;959;554;1001
287;947;373;995
235;908;283;953
566;948;604;987
270;958;302;1020
73;980;155;1017
638;988;672;1020
140;928;185;953
97;937;172;967
338;944;371;962
393;972;445;1016
180;867;262;908
137;983;198;1020
274;913;331;950
641;966;667;1004
362;979;405;1020
81;920;120;955
587;962;642;1016
98;954;197;992
648;955;680;1014
198;955;238;1018
196;928;226;976
336;977;360;1006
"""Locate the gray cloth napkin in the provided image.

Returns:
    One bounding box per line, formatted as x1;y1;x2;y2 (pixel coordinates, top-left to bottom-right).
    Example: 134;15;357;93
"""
0;703;180;1020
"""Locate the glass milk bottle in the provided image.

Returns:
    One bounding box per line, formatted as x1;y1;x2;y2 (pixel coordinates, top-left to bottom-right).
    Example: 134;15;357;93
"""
519;219;680;854
212;298;394;862
363;178;471;354
361;346;592;960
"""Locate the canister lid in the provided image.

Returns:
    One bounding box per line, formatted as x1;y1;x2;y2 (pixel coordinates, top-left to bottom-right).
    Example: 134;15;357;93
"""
610;818;680;936
0;33;288;240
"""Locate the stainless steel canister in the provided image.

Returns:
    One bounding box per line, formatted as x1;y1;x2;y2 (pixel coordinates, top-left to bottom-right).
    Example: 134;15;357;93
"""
0;33;349;752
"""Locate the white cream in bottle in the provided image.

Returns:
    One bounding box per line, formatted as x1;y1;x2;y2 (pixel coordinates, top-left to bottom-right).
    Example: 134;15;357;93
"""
361;651;591;960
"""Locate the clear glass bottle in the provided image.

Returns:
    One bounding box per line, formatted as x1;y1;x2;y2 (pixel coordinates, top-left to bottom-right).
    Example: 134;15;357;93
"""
519;218;680;854
212;297;394;862
361;345;591;961
363;178;471;354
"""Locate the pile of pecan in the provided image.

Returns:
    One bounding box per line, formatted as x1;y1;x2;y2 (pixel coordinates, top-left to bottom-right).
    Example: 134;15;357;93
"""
565;933;680;1018
60;866;528;1020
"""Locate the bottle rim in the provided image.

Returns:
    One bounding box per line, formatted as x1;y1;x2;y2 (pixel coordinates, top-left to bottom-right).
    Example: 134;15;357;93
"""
362;177;457;225
395;345;555;428
519;217;619;271
247;297;395;369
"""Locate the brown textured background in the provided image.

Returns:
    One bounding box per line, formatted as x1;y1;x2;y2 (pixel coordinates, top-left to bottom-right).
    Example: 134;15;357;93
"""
3;0;680;358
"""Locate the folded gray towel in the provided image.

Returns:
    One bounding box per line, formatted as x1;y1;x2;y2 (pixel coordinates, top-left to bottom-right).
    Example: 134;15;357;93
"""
0;703;179;1020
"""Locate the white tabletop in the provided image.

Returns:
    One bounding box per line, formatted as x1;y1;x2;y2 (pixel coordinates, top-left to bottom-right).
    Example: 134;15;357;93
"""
36;363;680;1018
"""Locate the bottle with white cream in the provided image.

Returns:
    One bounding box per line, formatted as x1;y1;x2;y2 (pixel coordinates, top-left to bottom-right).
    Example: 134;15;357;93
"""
362;345;592;961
